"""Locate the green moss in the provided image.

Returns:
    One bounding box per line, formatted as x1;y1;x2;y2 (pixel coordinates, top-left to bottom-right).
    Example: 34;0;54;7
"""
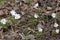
36;31;42;37
51;31;56;36
39;16;44;20
0;0;2;2
23;29;29;35
0;0;2;4
25;0;33;4
35;9;41;13
7;16;18;25
0;22;8;28
28;18;36;26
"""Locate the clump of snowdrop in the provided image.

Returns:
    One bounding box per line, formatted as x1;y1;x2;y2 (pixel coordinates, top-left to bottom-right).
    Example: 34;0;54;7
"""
10;10;21;19
38;27;43;32
33;3;38;9
34;14;39;18
0;18;7;24
54;22;59;28
55;29;59;33
51;13;56;18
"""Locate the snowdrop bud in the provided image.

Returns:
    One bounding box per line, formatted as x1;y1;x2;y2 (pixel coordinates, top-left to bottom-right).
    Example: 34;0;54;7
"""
14;14;21;19
51;13;56;18
10;10;17;16
0;18;7;24
34;14;39;18
54;22;59;28
38;27;43;32
56;29;59;33
34;3;38;9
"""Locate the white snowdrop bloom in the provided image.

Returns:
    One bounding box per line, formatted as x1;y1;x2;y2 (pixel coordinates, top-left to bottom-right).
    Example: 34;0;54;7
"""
0;18;7;24
56;29;59;33
34;3;38;9
54;22;59;28
34;14;39;18
10;10;17;16
38;27;43;32
14;14;21;19
51;13;56;18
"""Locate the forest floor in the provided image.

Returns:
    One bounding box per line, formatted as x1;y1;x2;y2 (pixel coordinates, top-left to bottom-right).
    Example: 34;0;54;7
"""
0;0;60;40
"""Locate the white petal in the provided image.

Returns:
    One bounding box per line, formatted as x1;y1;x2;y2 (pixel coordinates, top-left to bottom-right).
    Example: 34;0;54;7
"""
0;18;7;24
34;14;39;18
2;22;6;24
14;14;21;19
54;22;59;27
51;13;56;18
38;27;43;32
34;3;38;9
56;29;59;33
10;10;17;16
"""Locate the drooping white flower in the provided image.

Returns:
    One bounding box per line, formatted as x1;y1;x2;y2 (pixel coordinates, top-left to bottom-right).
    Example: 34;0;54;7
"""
38;27;43;32
0;18;7;24
14;14;21;19
51;13;56;18
34;14;39;18
10;10;17;16
55;29;59;33
34;3;38;9
54;22;59;28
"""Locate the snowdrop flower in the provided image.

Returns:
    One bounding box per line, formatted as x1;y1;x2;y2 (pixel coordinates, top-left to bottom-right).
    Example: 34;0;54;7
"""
38;27;43;32
55;29;59;33
0;18;7;24
34;3;38;9
14;14;21;19
51;13;56;18
34;14;39;18
10;10;21;19
54;22;59;28
10;10;17;16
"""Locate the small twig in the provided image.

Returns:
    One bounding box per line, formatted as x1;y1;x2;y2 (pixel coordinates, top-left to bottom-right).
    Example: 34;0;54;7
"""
11;26;14;33
19;33;25;40
0;26;4;39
